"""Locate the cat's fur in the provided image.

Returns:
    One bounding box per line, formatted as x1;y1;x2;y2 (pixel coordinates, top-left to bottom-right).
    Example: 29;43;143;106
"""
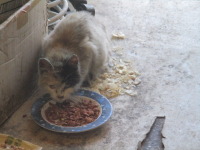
38;11;110;102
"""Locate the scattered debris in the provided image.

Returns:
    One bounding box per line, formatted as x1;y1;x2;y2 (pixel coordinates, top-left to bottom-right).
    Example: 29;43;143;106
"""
85;46;141;98
112;32;125;39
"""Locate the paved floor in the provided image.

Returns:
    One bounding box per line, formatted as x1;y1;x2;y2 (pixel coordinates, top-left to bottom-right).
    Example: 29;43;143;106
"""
1;0;200;150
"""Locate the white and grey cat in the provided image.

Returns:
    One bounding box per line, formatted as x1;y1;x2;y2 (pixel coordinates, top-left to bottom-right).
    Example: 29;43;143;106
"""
38;11;110;102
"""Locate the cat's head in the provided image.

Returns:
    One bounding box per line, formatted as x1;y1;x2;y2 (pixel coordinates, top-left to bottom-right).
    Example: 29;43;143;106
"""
38;55;80;102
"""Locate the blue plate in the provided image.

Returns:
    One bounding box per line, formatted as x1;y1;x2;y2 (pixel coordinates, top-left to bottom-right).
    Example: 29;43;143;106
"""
31;89;112;133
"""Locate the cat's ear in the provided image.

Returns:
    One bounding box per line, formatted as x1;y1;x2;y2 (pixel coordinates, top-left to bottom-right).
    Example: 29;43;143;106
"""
38;58;54;73
67;54;79;67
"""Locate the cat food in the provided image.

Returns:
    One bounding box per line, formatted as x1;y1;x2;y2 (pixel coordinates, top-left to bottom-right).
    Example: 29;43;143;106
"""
44;97;101;127
0;143;24;150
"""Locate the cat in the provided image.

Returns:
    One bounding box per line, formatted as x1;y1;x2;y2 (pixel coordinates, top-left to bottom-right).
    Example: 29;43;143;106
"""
38;11;110;102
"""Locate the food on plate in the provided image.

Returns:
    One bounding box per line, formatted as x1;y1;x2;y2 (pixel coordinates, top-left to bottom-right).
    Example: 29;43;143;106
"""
44;97;101;127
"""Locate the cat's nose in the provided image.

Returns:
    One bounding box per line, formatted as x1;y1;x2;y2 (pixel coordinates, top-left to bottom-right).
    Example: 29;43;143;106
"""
57;96;64;99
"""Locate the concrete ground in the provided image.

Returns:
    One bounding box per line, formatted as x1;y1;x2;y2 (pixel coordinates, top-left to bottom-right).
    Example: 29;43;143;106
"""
1;0;200;150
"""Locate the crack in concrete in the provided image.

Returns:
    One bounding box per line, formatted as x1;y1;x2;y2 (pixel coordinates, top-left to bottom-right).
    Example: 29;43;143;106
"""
137;116;165;150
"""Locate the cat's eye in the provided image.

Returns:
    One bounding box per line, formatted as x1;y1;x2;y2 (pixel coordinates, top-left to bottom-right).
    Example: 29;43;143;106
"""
49;85;56;89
